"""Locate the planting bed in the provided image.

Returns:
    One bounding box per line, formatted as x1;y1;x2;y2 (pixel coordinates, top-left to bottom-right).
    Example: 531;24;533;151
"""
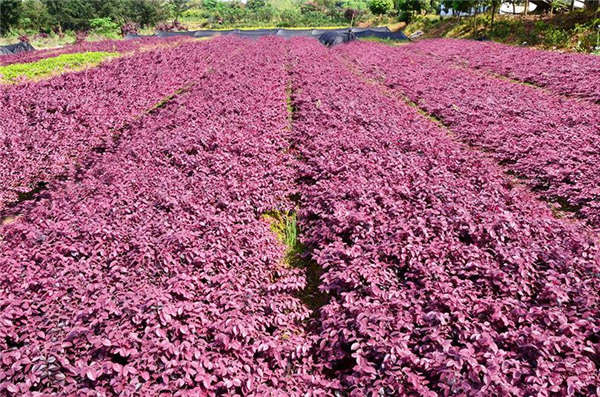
0;36;599;396
0;41;211;210
0;52;119;83
0;36;188;67
411;38;600;104
337;41;600;229
290;38;599;395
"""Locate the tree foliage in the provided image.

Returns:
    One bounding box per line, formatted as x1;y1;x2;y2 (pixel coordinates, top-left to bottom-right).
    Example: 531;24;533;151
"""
369;0;394;15
168;0;191;22
1;0;23;34
0;0;171;34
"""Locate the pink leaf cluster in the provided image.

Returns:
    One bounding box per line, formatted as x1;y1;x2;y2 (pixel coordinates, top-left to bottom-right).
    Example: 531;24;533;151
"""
1;37;599;395
289;37;599;395
0;37;330;394
411;38;600;103
337;40;600;229
1;40;207;209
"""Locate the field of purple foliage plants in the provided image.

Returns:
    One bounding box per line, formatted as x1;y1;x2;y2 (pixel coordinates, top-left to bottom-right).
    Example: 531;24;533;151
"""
1;36;599;396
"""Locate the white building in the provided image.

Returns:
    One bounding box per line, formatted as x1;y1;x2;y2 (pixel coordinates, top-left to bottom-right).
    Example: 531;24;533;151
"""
440;1;585;17
499;1;584;14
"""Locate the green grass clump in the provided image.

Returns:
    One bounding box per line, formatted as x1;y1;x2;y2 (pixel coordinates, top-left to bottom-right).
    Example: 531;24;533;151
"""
263;210;299;263
0;51;118;83
262;209;329;312
359;36;408;45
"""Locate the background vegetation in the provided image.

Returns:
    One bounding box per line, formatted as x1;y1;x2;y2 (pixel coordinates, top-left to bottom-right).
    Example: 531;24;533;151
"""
0;0;598;53
405;7;600;52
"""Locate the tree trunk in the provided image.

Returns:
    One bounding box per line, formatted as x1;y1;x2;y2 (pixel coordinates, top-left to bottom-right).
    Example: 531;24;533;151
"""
490;1;498;30
571;0;576;11
585;0;599;10
513;1;516;14
524;0;529;15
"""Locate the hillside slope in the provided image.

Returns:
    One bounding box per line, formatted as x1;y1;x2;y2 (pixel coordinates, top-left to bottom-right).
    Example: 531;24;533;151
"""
405;10;600;53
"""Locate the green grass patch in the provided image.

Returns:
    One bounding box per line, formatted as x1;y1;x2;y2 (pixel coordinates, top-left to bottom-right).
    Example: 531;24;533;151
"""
262;209;329;312
0;51;118;83
147;83;195;114
263;210;299;265
359;37;408;45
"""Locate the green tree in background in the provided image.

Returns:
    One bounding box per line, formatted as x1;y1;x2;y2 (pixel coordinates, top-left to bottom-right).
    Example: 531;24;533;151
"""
169;0;192;22
488;0;501;28
441;0;474;15
89;17;119;35
369;0;394;15
126;0;169;27
1;0;23;34
396;0;429;21
43;0;94;31
86;0;127;20
202;0;218;10
247;0;267;10
19;0;53;32
246;0;276;22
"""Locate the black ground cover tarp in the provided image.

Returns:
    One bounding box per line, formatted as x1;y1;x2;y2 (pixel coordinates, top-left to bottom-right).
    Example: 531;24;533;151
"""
318;31;356;47
231;29;279;38
127;27;408;45
0;41;35;55
2;27;407;57
276;29;318;38
354;29;408;40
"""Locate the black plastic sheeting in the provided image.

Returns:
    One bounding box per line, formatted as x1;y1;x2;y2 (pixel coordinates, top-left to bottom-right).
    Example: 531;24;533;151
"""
0;41;35;55
0;27;406;57
129;27;408;45
354;29;409;40
319;31;356;47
